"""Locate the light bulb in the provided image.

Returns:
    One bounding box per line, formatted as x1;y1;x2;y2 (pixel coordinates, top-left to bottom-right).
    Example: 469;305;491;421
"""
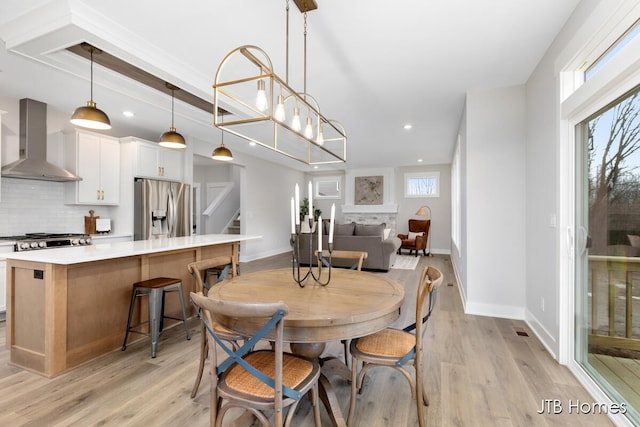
291;107;301;132
304;117;313;139
274;95;286;122
317;125;324;145
256;80;268;112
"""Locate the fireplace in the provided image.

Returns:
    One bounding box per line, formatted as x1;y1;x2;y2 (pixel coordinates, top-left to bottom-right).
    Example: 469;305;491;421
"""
342;204;398;237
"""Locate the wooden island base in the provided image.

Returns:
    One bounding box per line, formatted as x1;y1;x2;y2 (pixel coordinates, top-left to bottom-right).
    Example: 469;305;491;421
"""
6;240;241;377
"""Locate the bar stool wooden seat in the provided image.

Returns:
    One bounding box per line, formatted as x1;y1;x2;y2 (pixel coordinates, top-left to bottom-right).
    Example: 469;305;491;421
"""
122;277;191;358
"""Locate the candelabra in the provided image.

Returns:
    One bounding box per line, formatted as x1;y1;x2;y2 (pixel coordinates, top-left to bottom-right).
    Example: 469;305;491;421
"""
291;217;332;287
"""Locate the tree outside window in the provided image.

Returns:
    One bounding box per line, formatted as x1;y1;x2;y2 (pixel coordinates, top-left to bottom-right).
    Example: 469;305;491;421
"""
405;172;440;198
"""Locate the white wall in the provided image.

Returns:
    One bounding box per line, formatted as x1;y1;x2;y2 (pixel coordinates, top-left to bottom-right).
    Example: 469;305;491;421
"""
189;137;304;262
524;28;566;357
463;85;527;319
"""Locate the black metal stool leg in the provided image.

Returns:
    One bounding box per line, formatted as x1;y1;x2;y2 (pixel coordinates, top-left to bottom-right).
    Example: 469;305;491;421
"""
122;288;138;351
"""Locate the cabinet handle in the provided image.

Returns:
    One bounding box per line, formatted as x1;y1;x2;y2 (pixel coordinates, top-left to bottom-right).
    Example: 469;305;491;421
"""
97;190;101;200
101;190;105;200
161;166;165;176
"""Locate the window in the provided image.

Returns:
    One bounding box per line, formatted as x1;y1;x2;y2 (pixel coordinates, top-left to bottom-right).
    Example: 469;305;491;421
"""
404;172;440;198
585;19;640;80
313;176;341;199
451;140;461;250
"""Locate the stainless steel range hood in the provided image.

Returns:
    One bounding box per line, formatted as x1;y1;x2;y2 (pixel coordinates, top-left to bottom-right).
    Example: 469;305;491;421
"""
1;98;81;182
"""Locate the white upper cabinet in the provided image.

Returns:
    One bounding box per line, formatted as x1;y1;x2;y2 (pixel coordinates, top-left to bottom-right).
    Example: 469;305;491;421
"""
123;138;183;182
65;131;120;205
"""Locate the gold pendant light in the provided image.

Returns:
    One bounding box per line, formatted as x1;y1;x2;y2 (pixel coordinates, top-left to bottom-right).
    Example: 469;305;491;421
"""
212;113;233;161
70;43;111;130
212;0;346;166
159;83;186;149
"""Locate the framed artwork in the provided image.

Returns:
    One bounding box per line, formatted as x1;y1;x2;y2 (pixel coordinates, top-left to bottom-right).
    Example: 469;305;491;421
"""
355;175;383;205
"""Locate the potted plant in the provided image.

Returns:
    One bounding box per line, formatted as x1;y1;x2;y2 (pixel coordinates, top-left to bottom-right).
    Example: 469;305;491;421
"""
300;198;322;221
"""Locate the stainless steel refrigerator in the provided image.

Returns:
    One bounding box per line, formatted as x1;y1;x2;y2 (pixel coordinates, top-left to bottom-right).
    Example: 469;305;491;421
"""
134;178;191;240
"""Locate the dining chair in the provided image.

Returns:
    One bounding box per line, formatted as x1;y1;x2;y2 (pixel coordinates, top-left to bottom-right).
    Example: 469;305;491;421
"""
347;265;443;427
316;249;367;272
190;291;322;427
187;256;243;399
316;249;368;369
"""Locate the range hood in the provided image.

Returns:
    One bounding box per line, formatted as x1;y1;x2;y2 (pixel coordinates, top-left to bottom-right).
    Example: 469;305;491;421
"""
1;98;81;182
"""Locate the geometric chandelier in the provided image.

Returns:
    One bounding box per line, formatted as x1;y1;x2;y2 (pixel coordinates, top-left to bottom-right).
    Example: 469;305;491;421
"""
213;1;346;166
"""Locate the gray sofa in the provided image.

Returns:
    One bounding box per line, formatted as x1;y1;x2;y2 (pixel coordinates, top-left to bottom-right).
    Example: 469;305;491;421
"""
295;222;401;271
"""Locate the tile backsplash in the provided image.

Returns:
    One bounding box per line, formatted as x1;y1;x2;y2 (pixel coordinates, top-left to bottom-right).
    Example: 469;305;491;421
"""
0;177;116;236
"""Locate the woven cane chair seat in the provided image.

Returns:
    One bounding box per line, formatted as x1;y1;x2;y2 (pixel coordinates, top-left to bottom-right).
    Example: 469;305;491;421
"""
222;350;316;400
353;328;416;359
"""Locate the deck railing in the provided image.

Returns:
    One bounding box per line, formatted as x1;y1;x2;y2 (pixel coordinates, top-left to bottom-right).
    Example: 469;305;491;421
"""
589;255;640;351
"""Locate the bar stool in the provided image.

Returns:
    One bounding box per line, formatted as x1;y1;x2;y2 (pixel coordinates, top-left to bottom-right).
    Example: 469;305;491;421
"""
122;277;191;358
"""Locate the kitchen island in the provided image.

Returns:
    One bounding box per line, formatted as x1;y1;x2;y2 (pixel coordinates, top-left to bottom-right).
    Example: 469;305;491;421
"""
5;234;260;377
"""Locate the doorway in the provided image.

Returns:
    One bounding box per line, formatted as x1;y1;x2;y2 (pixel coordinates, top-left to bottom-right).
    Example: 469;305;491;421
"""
575;87;640;423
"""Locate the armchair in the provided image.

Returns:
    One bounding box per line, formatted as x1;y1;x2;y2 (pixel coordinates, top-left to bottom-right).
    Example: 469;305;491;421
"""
397;219;431;256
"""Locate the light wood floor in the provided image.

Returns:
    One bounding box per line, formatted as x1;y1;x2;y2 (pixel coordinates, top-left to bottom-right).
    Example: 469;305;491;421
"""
0;253;615;426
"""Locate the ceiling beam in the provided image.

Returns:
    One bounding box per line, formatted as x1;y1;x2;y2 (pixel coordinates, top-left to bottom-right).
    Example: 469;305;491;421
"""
67;43;215;115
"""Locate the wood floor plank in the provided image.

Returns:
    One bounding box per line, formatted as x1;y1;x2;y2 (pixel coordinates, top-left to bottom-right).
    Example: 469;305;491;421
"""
0;253;622;426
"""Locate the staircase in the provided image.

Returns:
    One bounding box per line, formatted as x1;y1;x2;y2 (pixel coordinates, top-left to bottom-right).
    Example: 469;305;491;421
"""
227;216;240;234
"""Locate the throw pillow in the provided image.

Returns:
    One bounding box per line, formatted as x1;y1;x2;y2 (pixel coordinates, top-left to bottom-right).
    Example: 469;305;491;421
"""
322;219;330;235
408;231;424;240
334;222;356;236
355;223;385;237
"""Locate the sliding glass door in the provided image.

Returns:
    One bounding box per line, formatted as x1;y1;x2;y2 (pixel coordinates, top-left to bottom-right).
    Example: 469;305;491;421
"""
575;87;640;424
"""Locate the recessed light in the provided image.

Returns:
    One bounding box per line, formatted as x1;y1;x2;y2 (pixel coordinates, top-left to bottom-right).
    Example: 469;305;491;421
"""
123;111;135;117
417;158;423;162
313;165;319;169
249;141;256;147
403;124;412;130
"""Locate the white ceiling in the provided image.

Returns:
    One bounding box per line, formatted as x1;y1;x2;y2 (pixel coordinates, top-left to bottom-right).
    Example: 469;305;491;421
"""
0;0;580;172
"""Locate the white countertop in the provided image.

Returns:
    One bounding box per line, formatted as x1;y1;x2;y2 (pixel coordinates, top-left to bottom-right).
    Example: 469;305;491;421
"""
4;234;261;265
89;233;133;240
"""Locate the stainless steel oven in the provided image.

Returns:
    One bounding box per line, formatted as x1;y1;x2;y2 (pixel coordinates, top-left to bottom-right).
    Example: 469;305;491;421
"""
0;233;92;252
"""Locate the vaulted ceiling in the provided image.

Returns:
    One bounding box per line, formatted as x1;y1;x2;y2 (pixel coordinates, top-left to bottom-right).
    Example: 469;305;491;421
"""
0;0;580;171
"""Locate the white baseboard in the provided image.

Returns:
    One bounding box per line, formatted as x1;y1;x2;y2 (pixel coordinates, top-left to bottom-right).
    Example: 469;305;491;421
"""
524;309;558;360
239;246;291;263
464;301;525;320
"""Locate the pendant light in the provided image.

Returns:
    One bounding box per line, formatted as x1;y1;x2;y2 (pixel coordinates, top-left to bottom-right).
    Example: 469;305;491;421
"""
212;0;347;165
159;83;186;149
212;113;233;161
70;43;111;130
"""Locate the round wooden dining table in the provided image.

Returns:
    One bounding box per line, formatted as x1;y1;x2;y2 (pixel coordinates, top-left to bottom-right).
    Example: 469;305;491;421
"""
207;267;405;427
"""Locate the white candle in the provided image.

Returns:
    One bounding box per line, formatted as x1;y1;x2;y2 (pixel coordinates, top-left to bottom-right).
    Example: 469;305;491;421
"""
318;215;322;253
308;181;313;220
328;203;335;244
290;197;295;234
295;184;300;225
